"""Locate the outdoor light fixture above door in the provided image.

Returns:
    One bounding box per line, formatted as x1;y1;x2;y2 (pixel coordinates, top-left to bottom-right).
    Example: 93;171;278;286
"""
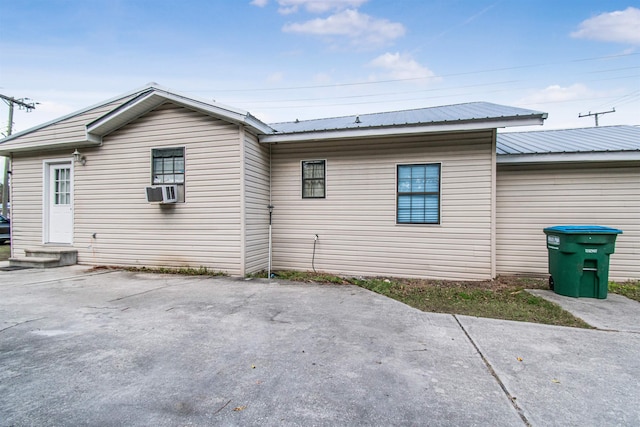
72;149;86;166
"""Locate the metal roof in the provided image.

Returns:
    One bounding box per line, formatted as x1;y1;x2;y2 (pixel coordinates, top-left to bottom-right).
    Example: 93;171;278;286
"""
497;125;640;155
1;84;547;152
270;102;547;134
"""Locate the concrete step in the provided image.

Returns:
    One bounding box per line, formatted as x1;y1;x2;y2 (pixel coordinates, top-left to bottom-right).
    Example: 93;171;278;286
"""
9;246;78;268
25;247;78;263
9;256;62;269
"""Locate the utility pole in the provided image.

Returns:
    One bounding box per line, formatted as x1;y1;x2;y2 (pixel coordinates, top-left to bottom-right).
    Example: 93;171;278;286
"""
578;108;615;127
1;94;38;217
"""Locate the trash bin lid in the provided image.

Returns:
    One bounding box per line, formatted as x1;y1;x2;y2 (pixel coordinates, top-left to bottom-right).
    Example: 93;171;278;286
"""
544;225;623;234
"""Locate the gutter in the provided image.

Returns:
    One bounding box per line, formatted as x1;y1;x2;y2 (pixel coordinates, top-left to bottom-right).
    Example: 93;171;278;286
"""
0;138;102;156
497;151;640;164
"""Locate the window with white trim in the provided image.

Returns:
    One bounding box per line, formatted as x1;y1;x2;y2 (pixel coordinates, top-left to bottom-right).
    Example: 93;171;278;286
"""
152;148;185;184
397;163;441;224
54;168;71;205
152;147;185;202
302;160;326;198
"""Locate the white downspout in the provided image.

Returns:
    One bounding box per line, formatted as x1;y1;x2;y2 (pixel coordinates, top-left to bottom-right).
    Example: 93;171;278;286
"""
267;142;273;280
268;209;273;279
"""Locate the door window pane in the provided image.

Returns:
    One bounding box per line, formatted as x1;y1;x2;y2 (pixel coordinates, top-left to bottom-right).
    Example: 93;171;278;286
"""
54;168;71;205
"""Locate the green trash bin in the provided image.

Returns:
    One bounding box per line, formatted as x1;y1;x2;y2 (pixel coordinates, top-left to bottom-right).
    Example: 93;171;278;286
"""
543;225;622;299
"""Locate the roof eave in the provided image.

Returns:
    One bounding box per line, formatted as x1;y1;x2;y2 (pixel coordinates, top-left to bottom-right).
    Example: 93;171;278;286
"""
0;83;274;153
0;83;160;146
0;138;101;156
260;115;545;144
497;151;640;164
87;90;273;139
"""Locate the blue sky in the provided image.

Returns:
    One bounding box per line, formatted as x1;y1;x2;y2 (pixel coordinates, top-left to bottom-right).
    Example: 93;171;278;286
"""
1;0;639;140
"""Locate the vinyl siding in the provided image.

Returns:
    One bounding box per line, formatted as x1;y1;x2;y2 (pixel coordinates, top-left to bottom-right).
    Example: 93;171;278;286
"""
10;103;245;275
5;96;138;149
496;162;640;281
270;131;495;280
76;103;243;273
7;155;48;255
243;131;270;274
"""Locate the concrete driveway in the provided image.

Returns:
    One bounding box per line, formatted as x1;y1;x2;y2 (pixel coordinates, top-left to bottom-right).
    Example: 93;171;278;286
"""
1;266;639;426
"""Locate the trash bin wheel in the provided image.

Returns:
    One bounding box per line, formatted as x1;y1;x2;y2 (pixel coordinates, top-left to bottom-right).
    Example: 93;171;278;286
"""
549;276;555;291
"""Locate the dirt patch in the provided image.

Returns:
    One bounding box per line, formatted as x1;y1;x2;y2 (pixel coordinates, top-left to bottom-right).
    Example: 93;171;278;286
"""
392;275;550;291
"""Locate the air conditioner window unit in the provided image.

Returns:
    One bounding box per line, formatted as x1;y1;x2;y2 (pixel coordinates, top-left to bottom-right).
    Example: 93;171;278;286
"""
145;185;178;203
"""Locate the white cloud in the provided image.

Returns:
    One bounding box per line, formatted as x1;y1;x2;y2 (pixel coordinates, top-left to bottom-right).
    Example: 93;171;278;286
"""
517;84;590;105
368;52;437;82
283;9;405;47
516;83;591;105
571;7;640;45
507;84;640;130
250;0;269;7
274;0;368;14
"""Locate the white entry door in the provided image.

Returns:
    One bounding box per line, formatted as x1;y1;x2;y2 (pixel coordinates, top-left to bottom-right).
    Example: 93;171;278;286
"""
45;162;73;244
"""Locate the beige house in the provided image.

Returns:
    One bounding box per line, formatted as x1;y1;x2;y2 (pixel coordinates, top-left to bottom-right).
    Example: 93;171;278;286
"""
8;84;634;281
496;126;640;281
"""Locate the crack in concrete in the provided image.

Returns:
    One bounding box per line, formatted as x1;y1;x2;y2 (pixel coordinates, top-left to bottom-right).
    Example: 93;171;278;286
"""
454;315;532;427
0;317;46;334
16;269;117;287
108;284;172;302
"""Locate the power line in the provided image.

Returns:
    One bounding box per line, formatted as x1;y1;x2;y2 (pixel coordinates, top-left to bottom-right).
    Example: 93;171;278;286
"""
229;80;519;105
1;94;38;217
579;108;616;127
188;52;639;94
616;94;640;108
232;72;639;108
589;90;639;111
231;75;638;112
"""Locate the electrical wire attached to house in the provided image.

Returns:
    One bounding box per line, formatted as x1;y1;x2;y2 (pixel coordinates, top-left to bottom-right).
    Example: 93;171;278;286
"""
312;234;318;273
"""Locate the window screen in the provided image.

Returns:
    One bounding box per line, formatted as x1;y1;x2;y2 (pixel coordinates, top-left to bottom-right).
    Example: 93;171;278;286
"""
397;163;441;224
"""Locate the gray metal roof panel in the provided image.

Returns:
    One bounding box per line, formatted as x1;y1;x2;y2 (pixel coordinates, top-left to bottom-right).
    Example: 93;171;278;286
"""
496;125;640;155
269;102;546;134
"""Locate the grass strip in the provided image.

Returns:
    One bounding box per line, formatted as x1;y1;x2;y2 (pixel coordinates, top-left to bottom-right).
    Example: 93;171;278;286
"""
267;270;592;329
609;280;640;302
114;265;226;277
0;244;10;261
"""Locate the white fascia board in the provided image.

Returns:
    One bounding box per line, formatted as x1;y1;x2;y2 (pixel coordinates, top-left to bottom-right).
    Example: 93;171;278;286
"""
87;93;164;137
0;84;158;144
159;92;273;134
245;114;275;135
157;91;249;123
497;151;640;164
0;138;101;156
260;117;545;144
87;90;273;139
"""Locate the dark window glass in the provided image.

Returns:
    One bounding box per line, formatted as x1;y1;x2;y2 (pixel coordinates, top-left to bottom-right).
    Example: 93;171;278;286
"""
152;148;185;185
302;160;325;198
